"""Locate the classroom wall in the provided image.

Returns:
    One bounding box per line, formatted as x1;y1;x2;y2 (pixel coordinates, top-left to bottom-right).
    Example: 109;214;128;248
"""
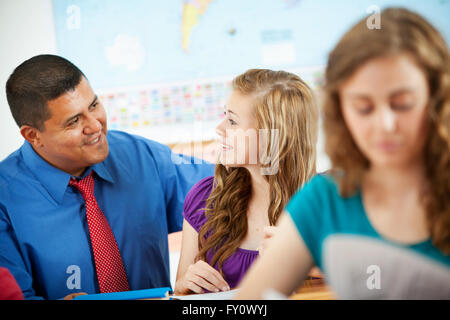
0;0;57;160
0;0;330;171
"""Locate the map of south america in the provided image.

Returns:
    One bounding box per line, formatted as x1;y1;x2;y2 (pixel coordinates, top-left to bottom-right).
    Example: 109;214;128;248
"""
181;0;214;53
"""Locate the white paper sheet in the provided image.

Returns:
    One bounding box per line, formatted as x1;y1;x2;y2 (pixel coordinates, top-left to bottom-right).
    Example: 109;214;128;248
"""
170;289;238;300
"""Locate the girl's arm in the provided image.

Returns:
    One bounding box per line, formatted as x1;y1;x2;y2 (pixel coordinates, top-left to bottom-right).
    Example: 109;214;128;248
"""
174;219;230;294
235;213;314;299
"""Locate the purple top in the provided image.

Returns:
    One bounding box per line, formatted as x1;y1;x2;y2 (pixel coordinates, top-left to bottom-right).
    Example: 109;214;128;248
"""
183;176;259;289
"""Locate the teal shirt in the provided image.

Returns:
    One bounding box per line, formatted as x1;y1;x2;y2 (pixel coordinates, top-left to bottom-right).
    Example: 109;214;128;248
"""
286;174;450;299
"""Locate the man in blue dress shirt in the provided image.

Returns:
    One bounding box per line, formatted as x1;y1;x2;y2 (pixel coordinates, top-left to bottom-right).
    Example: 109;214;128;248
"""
0;55;214;299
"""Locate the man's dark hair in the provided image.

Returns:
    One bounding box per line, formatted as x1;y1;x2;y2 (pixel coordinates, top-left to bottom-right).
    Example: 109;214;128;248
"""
6;54;86;131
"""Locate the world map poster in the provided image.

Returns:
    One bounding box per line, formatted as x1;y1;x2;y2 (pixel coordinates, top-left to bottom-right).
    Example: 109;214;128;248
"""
52;0;450;143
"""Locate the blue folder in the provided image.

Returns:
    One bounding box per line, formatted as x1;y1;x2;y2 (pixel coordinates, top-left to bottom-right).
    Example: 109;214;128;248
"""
73;287;172;300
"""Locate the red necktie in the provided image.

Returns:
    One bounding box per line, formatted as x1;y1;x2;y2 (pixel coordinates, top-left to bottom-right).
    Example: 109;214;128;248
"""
69;171;130;293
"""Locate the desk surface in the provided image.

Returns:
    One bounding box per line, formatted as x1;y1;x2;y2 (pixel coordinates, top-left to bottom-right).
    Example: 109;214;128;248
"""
290;277;336;300
168;276;336;300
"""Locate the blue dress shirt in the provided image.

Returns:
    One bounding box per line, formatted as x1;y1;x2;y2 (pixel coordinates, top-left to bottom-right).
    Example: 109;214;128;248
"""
0;130;214;299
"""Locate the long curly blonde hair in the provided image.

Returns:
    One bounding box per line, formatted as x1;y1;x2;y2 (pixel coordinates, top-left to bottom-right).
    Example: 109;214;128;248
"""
196;69;318;275
323;8;450;253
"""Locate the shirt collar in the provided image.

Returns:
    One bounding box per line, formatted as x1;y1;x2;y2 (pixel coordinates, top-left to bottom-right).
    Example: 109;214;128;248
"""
91;161;114;184
21;141;114;204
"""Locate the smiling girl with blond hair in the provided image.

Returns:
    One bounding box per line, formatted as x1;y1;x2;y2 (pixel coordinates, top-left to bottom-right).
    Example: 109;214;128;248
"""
174;69;318;294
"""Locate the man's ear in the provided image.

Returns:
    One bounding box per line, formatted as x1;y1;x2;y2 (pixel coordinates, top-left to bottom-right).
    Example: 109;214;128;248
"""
20;125;43;148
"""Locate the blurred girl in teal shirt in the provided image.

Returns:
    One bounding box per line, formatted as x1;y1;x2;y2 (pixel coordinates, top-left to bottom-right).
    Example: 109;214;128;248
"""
237;7;450;299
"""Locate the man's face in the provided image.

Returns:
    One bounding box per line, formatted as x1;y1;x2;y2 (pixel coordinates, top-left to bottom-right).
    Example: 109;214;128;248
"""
33;77;109;176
